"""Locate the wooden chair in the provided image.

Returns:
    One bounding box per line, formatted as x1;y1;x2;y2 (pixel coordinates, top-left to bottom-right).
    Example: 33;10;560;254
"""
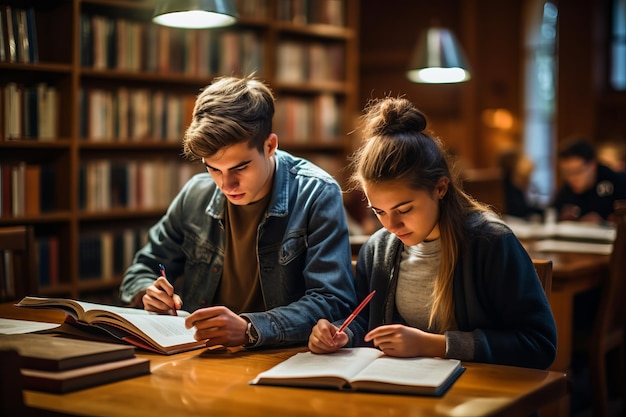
0;225;37;302
573;200;626;417
532;259;553;300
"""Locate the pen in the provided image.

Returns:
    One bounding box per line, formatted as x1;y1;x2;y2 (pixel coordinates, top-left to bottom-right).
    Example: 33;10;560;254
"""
336;290;376;335
159;263;177;316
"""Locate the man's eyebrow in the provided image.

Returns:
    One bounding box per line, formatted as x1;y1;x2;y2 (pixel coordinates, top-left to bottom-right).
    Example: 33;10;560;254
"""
368;200;413;211
203;160;252;171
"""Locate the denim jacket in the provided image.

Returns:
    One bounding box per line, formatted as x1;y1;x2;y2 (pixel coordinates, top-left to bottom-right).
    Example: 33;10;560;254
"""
120;150;357;347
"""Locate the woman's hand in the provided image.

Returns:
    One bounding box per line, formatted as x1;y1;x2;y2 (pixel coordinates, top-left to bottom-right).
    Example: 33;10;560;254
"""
364;324;446;358
308;319;349;354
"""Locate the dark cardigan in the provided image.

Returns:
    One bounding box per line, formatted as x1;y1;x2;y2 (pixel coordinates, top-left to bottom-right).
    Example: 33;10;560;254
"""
346;212;557;370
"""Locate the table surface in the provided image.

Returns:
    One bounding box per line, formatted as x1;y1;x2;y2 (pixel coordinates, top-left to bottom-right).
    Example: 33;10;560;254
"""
0;304;567;417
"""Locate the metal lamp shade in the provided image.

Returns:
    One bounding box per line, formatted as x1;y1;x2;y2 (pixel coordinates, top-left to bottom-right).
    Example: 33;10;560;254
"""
153;0;238;29
407;27;471;84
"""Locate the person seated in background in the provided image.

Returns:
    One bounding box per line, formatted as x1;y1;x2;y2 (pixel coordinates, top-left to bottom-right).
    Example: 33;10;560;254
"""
308;96;557;370
120;75;356;349
497;148;544;221
596;139;626;173
552;137;626;225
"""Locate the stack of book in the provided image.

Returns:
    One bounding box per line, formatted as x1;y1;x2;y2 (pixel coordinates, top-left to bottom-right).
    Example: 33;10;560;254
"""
0;333;150;393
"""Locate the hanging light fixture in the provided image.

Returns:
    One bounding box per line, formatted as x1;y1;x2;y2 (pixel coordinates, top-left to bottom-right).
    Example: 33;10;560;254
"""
153;0;238;29
406;26;471;84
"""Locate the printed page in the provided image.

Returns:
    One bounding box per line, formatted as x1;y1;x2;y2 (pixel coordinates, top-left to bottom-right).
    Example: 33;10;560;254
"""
532;239;613;255
251;348;384;383
0;318;60;334
351;357;461;387
75;300;190;317
98;313;198;348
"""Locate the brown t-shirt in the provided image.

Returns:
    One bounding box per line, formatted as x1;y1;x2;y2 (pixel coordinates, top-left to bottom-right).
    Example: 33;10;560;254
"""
213;193;271;313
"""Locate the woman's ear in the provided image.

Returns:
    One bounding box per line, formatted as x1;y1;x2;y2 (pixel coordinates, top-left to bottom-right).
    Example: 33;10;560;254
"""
436;177;450;199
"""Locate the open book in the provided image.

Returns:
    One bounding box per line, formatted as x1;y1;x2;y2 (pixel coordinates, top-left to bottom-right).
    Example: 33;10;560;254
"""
250;348;464;396
16;296;207;355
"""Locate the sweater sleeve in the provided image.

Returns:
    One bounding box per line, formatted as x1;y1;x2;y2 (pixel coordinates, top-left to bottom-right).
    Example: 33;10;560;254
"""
446;227;557;369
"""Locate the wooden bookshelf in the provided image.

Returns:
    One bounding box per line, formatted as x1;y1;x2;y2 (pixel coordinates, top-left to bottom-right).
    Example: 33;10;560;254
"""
0;0;359;302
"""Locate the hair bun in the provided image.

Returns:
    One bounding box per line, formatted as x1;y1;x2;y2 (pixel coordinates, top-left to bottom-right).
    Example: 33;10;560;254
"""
364;97;427;137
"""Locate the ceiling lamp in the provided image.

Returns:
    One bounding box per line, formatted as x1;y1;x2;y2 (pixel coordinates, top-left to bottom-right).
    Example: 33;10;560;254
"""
407;27;471;84
153;0;238;29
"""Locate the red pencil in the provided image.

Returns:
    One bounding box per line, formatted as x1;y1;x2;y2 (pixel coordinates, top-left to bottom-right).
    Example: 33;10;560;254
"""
159;263;177;316
336;290;376;334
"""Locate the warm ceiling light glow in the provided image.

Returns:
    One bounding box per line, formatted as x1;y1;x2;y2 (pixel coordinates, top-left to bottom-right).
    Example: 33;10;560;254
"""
407;27;471;84
153;0;238;29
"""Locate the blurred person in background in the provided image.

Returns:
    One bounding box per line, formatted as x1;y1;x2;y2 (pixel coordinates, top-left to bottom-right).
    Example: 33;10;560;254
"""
497;148;544;221
552;137;626;225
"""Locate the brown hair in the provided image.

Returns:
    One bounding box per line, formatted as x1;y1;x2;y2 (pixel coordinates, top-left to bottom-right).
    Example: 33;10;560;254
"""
349;97;489;332
183;75;275;160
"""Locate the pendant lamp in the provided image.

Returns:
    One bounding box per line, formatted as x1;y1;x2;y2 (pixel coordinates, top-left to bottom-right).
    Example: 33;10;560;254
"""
153;0;238;29
407;27;471;84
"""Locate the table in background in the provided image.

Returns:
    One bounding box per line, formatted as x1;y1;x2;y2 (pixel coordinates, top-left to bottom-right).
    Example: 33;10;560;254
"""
524;248;610;373
0;303;566;417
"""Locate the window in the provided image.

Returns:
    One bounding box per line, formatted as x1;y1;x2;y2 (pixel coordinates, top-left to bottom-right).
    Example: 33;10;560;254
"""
611;0;626;90
522;1;558;206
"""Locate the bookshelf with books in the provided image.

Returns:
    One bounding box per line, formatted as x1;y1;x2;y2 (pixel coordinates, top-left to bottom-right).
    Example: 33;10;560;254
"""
0;0;359;303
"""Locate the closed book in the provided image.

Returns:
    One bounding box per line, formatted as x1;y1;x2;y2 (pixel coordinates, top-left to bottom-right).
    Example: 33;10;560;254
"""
21;356;150;393
0;333;136;371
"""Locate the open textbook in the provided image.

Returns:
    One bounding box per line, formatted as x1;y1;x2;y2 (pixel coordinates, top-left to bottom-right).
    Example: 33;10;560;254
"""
251;348;464;396
503;217;616;242
16;296;206;354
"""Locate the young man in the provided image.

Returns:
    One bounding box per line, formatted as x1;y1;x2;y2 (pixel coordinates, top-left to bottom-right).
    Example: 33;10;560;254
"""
120;76;356;349
553;138;626;224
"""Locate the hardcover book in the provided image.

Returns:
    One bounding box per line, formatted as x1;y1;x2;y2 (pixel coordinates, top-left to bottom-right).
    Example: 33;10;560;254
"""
0;333;136;371
17;296;206;355
251;347;465;397
21;356;150;393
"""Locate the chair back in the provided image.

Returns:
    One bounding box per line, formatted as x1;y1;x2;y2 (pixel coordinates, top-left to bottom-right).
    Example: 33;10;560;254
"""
532;258;553;300
0;225;37;302
597;200;626;340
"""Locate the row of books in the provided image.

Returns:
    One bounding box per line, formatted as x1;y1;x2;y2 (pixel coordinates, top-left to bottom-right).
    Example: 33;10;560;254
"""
79;227;149;281
0;6;38;64
276;0;345;27
80;14;262;77
275;41;345;83
78;159;199;212
0;163;56;218
79;87;194;142
274;94;342;143
0;235;59;298
2;82;58;141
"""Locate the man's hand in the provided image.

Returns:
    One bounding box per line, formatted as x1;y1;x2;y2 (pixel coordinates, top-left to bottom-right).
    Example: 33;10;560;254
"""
142;277;182;315
185;306;248;347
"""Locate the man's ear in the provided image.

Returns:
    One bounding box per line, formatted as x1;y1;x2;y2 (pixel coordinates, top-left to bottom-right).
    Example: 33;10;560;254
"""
265;133;278;157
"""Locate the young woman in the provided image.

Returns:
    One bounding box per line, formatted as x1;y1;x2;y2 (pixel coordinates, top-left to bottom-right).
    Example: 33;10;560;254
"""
309;97;557;370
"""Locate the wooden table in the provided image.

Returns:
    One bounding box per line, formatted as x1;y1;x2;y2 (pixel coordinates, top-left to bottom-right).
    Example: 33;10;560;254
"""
0;303;566;417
